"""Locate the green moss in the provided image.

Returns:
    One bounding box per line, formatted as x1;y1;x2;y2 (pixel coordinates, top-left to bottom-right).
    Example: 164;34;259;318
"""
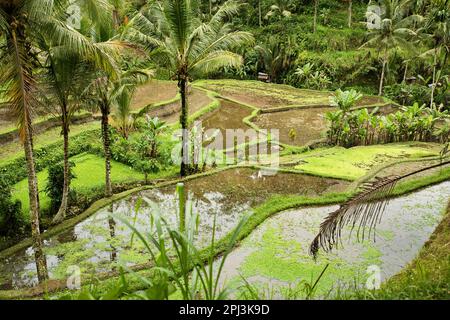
292;143;439;180
231;215;383;298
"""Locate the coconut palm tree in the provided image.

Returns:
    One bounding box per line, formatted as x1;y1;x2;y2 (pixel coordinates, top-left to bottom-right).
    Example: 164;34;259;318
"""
313;0;319;33
38;0;129;224
0;0;80;283
360;0;420;95
111;68;153;139
420;0;449;107
85;66;149;197
347;0;352;28
41;53;89;224
126;0;253;176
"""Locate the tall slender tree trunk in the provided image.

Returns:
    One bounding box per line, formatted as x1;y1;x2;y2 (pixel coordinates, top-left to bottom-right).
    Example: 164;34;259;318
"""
53;107;70;224
101;103;113;197
313;0;319;33
348;0;352;28
10;27;48;283
108;215;117;265
430;47;438;107
258;0;262;27
179;74;189;177
403;61;408;83
379;48;388;96
24;122;49;283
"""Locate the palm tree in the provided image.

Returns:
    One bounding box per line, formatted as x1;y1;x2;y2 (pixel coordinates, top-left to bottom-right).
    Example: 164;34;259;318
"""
255;36;296;83
347;0;352;28
360;0;419;95
111;68;153;139
420;0;449;107
86;66;149;197
126;0;253;177
39;0;126;223
41;52;88;224
0;0;60;283
313;0;319;33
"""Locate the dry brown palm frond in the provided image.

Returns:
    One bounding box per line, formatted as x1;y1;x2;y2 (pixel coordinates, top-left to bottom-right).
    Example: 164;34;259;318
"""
310;159;450;259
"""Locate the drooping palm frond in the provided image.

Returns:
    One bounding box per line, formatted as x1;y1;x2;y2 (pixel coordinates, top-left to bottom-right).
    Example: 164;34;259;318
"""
309;159;450;259
190;50;242;74
0;21;40;142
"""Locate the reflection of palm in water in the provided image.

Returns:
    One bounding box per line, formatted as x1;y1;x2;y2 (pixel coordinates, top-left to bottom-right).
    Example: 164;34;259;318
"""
108;206;117;267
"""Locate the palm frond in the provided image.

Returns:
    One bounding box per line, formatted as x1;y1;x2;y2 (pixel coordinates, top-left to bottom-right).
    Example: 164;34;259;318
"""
163;0;193;53
209;0;242;29
309;159;450;259
1;28;40;142
190;50;242;74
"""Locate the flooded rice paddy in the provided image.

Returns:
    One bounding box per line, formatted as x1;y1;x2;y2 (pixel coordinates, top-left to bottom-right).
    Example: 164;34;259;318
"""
0;168;347;290
218;181;450;298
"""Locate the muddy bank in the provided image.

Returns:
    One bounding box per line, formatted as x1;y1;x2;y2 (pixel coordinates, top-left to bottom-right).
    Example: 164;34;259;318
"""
198;99;254;138
0;113;94;145
252;107;334;146
131;80;178;111
146;88;212;124
201;83;330;109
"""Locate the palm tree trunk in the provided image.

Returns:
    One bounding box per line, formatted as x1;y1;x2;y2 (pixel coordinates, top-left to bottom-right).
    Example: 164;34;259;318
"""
179;74;189;177
9;26;48;283
379;48;388;96
258;0;262;27
53;110;70;224
313;0;319;33
101;104;113;197
402;61;408;83
430;47;438;107
348;0;352;28
24;122;48;283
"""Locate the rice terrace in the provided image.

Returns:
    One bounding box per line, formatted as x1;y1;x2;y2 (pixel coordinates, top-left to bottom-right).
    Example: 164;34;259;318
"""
0;0;449;306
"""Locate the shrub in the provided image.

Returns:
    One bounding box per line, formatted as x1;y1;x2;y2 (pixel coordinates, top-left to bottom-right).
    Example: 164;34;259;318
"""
0;178;24;237
384;83;432;106
44;161;76;216
0;129;101;188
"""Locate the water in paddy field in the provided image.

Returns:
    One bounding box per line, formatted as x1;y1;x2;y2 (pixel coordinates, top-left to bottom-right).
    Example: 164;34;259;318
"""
0;177;448;293
218;181;450;298
0;187;251;290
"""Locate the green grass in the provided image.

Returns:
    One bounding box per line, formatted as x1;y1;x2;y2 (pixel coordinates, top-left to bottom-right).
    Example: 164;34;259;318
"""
12;153;145;220
291;143;440;180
